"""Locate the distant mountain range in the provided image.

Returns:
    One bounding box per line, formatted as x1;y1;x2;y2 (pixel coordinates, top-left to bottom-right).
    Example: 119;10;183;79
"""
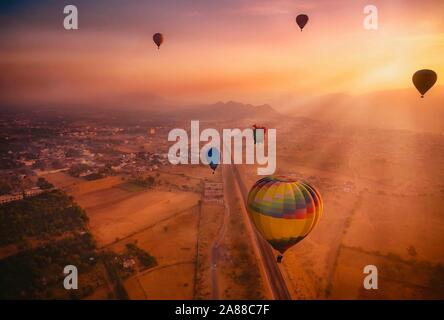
4;86;442;133
174;101;280;120
119;99;282;121
1;94;281;122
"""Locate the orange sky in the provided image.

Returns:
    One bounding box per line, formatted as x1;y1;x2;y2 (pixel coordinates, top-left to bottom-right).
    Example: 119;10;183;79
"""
0;0;443;109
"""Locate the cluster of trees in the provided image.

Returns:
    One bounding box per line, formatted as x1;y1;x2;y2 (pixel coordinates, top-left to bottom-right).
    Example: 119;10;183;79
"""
0;190;88;245
98;163;114;176
132;176;156;188
126;243;157;269
31;160;47;171
0;157;21;170
65;148;82;158
99;243;157;300
0;177;51;196
36;177;54;190
0;170;34;195
0;179;14;195
102;252;129;300
83;173;103;181
68;163;92;177
0;233;97;299
69;163;114;179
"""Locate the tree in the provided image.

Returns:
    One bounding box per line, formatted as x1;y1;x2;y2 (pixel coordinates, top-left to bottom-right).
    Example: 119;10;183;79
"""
407;245;417;257
146;176;155;187
0;180;13;195
37;178;53;190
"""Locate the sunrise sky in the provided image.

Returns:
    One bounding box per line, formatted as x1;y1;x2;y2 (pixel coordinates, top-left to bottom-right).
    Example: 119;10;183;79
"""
0;0;443;109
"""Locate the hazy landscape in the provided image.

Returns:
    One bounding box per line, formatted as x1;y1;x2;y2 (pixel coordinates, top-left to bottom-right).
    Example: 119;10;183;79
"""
1;0;443;301
1;93;443;299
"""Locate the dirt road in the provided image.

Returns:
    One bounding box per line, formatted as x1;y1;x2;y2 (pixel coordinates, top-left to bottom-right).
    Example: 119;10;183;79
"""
211;165;230;299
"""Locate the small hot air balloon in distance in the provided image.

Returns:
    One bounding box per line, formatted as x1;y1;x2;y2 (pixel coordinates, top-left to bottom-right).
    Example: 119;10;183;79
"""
247;176;323;263
206;147;220;174
412;69;437;98
296;14;309;31
153;33;164;49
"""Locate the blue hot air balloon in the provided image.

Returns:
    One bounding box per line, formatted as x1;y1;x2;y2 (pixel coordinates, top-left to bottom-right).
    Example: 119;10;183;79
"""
206;147;220;174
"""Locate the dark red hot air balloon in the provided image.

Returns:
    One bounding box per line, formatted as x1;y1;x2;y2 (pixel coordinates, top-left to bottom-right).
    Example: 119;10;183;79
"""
153;33;164;49
412;69;437;98
296;14;309;31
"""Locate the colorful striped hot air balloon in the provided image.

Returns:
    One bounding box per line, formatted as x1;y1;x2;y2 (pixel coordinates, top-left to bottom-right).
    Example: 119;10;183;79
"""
247;176;323;262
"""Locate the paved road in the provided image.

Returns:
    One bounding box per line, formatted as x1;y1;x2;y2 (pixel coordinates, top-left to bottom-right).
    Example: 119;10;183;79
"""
230;164;291;300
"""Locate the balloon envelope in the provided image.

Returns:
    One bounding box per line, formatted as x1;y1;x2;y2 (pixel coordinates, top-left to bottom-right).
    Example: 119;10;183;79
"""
247;176;323;254
296;14;309;31
153;33;164;49
206;147;220;172
209;162;218;172
412;69;437;98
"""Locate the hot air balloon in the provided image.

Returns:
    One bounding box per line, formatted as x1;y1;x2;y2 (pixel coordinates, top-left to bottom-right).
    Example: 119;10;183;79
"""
412;69;437;98
153;33;164;49
296;14;309;31
247;176;323;263
206;147;220;174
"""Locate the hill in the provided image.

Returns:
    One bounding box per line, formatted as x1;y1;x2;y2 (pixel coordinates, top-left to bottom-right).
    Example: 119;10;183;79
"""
1;99;282;123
